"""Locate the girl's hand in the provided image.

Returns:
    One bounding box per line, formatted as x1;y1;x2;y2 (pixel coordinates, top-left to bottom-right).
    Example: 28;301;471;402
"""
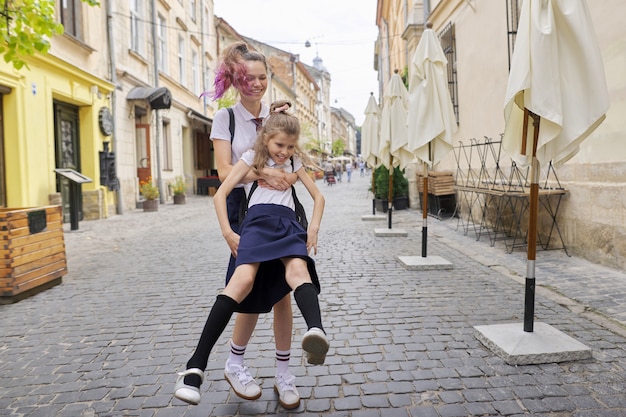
224;230;240;258
257;168;291;191
306;230;318;255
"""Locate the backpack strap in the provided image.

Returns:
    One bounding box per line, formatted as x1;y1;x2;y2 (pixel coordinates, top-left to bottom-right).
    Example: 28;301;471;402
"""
238;181;258;226
239;157;308;229
227;107;235;143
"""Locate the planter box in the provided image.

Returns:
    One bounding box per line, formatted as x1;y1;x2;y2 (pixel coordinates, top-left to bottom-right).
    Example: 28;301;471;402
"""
375;197;409;213
173;194;186;205
0;205;67;304
375;198;389;213
393;196;409;210
143;199;159;212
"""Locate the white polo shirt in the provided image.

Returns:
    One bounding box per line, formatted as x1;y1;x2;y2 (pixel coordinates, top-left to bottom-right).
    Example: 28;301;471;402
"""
241;150;303;211
210;102;270;187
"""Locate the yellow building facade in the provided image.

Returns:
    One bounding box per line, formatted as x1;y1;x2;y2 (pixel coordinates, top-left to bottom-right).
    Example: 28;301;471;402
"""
0;5;114;221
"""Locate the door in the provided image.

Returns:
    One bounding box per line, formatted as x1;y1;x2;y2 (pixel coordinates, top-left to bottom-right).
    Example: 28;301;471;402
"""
0;95;5;207
53;102;81;223
136;123;151;187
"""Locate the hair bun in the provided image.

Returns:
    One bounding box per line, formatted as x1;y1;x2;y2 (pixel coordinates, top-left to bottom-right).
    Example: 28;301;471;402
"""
271;100;292;114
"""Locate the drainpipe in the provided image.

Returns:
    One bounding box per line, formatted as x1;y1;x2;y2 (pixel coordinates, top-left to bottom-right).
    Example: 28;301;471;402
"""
424;0;431;26
107;0;123;214
151;0;165;204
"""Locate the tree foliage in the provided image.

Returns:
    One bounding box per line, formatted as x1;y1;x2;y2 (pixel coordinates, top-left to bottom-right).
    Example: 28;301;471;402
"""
331;139;345;157
0;0;100;70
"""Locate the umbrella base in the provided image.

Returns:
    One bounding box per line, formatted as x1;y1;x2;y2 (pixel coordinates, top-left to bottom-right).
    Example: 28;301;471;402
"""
374;228;408;237
474;322;591;366
396;255;452;270
361;214;387;221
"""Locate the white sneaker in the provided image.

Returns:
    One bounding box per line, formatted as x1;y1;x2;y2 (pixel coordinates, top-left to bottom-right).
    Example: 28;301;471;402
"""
174;368;204;405
274;371;300;409
224;361;261;400
301;327;329;365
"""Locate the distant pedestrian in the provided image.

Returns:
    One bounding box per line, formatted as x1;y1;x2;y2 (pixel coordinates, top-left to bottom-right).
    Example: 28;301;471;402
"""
335;161;343;182
359;161;365;177
324;160;334;183
345;161;353;182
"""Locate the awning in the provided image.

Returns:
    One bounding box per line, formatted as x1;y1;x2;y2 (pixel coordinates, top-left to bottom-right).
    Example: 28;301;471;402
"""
187;109;212;126
127;86;172;110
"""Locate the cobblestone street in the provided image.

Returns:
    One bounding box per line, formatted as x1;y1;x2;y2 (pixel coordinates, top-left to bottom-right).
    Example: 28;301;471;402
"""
1;173;625;416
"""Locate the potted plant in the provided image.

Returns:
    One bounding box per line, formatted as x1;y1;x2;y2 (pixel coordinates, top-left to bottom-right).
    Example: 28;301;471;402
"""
373;165;409;212
139;177;159;212
170;175;187;205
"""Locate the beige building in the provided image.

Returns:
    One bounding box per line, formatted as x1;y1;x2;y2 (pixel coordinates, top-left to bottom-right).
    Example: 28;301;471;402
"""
330;108;357;159
376;0;626;270
112;0;216;211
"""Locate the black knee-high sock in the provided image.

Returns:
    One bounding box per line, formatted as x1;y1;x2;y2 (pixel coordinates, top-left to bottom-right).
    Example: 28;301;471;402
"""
294;283;324;332
184;294;238;386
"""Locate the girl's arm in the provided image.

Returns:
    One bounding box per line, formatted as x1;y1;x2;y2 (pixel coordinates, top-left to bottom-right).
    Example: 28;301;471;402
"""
257;167;297;191
214;160;251;258
295;167;325;255
214;139;295;189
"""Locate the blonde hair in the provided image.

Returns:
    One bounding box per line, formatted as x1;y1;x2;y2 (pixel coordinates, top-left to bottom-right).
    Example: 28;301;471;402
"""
251;100;314;173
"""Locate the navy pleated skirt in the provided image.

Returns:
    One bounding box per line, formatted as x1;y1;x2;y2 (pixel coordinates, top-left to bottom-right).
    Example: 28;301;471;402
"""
225;196;319;313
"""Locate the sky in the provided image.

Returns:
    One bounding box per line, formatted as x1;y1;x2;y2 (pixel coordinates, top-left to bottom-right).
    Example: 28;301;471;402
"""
213;0;380;126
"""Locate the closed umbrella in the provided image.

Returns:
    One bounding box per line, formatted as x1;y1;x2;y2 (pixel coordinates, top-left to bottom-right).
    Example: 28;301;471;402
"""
361;93;381;214
502;0;609;332
379;70;411;228
407;23;458;257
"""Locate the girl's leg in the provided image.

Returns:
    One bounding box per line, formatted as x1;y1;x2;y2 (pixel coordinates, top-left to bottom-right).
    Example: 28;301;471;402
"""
225;313;262;400
273;295;293;353
283;258;323;331
272;294;300;409
282;258;328;365
175;264;258;404
230;313;259;363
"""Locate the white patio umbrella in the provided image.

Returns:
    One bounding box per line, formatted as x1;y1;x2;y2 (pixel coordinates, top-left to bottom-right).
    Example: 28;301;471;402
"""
502;0;609;332
379;70;411;228
361;93;381;214
407;24;458;257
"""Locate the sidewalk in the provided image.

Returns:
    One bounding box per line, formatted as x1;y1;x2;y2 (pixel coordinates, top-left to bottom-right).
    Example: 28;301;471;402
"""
1;172;625;416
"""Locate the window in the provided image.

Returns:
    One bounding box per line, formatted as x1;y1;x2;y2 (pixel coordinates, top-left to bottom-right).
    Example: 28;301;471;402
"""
440;23;459;124
506;0;521;70
59;0;82;39
192;50;200;95
163;120;172;171
178;36;186;86
157;14;168;73
130;0;145;55
190;0;196;22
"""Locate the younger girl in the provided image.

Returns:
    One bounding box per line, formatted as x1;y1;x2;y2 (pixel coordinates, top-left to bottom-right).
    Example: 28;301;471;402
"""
174;101;329;407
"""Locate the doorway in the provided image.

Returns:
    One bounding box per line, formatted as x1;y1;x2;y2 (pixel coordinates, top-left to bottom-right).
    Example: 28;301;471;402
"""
53;101;82;223
0;94;5;207
135;123;151;188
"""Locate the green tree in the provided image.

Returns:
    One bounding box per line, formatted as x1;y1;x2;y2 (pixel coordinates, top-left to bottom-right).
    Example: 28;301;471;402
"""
331;139;345;157
215;89;237;109
0;0;100;70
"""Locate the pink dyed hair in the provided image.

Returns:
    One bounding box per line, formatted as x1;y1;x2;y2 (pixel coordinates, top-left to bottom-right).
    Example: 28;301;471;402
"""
201;42;267;100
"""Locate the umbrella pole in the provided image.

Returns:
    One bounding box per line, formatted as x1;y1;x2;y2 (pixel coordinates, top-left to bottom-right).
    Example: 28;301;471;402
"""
388;156;394;229
422;162;429;257
522;109;541;333
372;159;377;214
